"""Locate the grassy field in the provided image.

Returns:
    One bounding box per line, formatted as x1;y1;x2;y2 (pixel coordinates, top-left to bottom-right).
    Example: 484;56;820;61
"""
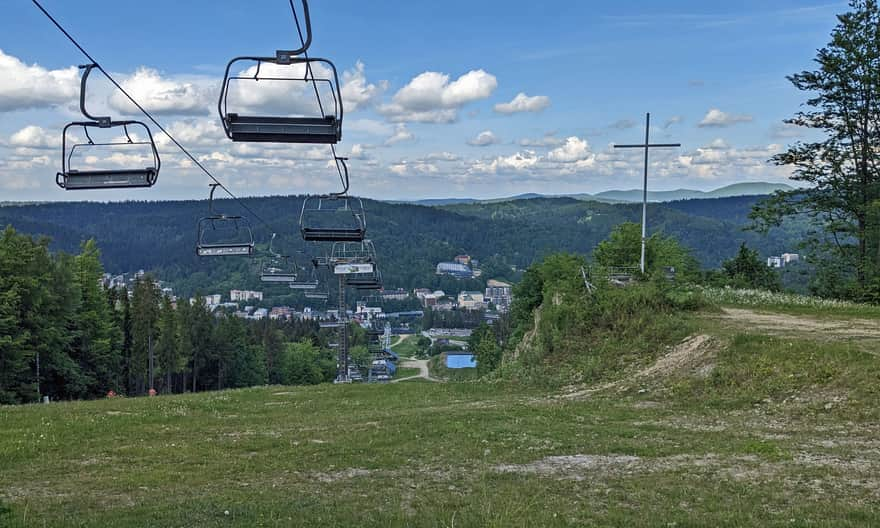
390;334;422;359
2;307;880;526
393;367;421;379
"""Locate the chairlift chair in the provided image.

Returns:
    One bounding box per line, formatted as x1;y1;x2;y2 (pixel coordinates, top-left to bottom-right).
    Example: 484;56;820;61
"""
57;64;160;190
299;159;366;242
300;195;366;242
329;239;377;265
260;233;298;282
348;268;383;291
287;253;321;289
217;2;343;146
196;184;255;257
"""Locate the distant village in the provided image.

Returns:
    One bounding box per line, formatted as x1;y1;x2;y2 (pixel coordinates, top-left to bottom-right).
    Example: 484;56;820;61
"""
100;253;513;330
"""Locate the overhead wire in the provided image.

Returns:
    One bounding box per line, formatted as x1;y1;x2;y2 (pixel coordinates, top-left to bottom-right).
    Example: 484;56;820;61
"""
31;0;275;231
290;1;347;192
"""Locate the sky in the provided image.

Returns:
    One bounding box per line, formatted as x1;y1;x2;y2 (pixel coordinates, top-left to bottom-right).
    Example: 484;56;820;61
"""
0;0;845;202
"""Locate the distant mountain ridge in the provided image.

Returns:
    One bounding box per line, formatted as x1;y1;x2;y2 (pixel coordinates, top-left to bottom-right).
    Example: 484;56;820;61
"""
406;182;794;206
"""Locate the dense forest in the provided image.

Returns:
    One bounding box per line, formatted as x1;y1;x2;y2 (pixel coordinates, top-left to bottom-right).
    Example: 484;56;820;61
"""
0;226;356;405
0;194;806;299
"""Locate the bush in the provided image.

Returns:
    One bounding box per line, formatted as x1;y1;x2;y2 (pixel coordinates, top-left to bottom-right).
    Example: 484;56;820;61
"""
498;252;704;386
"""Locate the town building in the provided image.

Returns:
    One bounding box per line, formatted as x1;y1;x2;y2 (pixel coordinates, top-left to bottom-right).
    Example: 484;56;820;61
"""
420;290;446;308
380;288;409;301
454;254;472;266
436;262;473;278
485;279;513;312
270;306;293;320
230;290;263;302
767;256;783;268
457;291;486;310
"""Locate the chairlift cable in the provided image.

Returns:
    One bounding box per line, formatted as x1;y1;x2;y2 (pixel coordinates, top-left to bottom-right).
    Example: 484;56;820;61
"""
31;0;275;231
290;1;346;190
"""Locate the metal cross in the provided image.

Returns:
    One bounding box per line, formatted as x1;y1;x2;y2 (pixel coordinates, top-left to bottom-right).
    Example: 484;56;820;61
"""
613;113;681;274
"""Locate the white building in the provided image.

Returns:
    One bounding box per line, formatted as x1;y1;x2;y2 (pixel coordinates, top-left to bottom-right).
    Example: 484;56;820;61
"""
436;262;473;278
782;253;800;264
485;279;513;312
767;256;784;268
457;291;486;310
230;290;263;302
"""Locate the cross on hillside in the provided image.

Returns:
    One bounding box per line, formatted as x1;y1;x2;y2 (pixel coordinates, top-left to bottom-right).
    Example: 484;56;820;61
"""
613;113;681;274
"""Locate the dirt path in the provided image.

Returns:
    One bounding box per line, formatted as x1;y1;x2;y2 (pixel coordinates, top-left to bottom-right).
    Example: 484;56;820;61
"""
390;334;409;350
717;308;880;343
392;359;441;383
561;334;717;399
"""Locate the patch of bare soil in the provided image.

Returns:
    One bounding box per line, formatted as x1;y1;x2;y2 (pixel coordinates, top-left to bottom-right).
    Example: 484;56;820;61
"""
493;451;880;486
561;334;719;399
717;308;880;342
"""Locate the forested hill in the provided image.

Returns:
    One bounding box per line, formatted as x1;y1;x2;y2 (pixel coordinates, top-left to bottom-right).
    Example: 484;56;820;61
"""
0;194;802;296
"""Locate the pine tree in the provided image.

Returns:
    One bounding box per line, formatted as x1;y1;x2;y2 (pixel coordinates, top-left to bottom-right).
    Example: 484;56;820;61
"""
752;0;880;300
71;240;121;397
155;296;180;393
130;274;161;394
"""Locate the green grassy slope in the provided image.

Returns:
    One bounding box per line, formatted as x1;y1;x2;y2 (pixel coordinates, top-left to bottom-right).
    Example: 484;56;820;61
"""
2;304;880;527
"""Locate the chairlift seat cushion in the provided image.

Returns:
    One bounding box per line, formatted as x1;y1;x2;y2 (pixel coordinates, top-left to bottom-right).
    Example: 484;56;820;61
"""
260;274;298;282
61;168;157;190
301;227;365;242
197;244;254;257
226;114;339;144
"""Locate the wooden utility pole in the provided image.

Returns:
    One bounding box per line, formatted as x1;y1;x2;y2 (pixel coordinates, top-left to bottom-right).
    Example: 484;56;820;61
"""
613;113;681;273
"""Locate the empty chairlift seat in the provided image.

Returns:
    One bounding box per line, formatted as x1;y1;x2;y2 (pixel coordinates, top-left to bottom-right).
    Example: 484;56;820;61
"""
57;64;160;190
196;185;255;257
300;195;366;242
260;234;298;282
218;55;343;144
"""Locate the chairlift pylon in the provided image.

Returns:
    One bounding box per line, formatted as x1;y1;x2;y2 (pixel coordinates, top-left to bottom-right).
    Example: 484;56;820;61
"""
196;184;255;257
56;64;160;190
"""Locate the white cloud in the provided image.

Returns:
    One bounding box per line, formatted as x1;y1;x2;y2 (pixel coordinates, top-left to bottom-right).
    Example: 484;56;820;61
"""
154;118;226;148
389;160;439;175
470;151;539;174
348;144;369;159
347;118;393;136
384;123;415;145
8;125;58;149
493;92;550;114
547;137;593;162
519;132;564;148
672;140;785;180
379;69;497;123
223;61;336;117
698;108;753;128
467;130;499;147
109;68;213;116
423;152;460;162
341;61;387;112
0;50;79;112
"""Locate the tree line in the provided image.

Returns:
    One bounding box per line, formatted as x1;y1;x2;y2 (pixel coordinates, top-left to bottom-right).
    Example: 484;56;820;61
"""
0;226;338;405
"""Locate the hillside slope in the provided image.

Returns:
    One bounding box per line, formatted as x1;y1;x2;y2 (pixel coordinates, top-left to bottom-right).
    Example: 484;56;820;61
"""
1;301;877;527
0;195;805;296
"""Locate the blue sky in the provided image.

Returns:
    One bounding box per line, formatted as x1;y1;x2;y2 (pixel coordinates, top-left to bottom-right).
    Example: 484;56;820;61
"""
0;1;844;201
